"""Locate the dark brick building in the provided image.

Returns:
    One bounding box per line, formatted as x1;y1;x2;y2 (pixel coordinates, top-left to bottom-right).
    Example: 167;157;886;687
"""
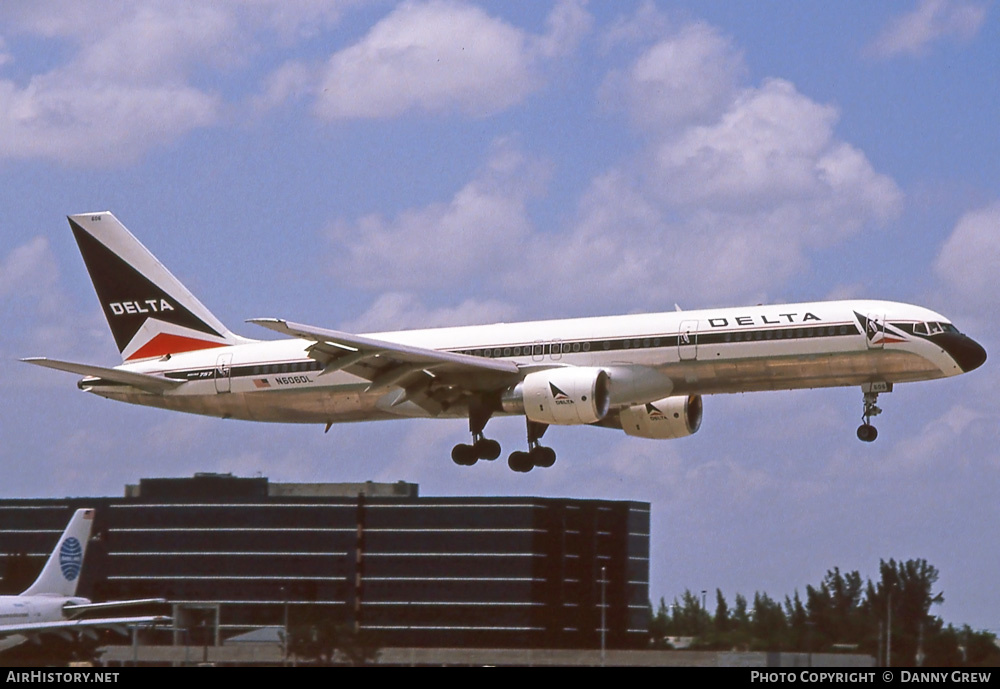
0;474;650;648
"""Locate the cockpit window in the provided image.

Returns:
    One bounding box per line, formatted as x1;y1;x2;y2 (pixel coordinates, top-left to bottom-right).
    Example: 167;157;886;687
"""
915;321;959;336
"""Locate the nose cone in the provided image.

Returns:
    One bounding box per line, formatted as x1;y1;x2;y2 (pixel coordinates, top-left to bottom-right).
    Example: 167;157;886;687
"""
934;333;987;373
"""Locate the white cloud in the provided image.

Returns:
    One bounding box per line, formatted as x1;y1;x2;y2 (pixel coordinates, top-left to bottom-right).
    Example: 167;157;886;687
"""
0;1;354;164
601;22;744;131
601;0;671;50
532;0;592;59
320;15;903;314
328;16;904;316
313;0;589;119
327;139;548;289
0;3;229;164
885;404;996;475
0;78;221;165
253;61;315;111
0;236;120;392
341;292;519;333
512;74;902;310
934;202;1000;305
869;0;988;58
654;79;900;221
0;237;57;301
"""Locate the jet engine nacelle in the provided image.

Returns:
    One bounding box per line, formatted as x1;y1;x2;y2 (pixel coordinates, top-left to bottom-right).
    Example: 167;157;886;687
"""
502;367;611;425
618;395;703;439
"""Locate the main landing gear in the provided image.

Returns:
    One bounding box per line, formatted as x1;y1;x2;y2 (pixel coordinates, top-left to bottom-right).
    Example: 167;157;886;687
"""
451;403;557;472
856;383;891;443
451;401;501;466
507;420;555;473
451;435;501;465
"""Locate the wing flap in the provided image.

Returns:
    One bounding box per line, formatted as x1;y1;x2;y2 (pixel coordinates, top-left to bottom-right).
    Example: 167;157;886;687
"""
21;358;182;394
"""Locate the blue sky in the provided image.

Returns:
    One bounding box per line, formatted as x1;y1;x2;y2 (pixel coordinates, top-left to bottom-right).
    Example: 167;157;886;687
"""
1;1;998;632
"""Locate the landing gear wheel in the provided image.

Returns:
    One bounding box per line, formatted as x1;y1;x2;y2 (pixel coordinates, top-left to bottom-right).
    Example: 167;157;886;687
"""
451;443;478;466
508;451;533;473
454;398;502;466
530;445;556;468
857;424;878;443
474;438;501;461
856;387;886;443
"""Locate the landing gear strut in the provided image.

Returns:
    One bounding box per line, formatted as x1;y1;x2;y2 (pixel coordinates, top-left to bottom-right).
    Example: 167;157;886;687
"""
508;420;556;473
452;399;501;466
856;383;890;443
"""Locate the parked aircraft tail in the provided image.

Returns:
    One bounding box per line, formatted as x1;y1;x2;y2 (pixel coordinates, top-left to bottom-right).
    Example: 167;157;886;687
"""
68;212;246;362
20;509;95;597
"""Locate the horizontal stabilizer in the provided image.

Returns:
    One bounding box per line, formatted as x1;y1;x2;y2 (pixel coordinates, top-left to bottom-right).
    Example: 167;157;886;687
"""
21;358;182;394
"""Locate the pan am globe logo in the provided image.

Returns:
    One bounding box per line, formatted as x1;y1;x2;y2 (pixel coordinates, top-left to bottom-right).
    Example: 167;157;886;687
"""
59;537;84;581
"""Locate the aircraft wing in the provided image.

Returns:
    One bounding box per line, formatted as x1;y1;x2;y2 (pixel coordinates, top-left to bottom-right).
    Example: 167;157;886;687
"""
64;598;167;618
0;615;171;639
21;358;182;394
248;318;523;414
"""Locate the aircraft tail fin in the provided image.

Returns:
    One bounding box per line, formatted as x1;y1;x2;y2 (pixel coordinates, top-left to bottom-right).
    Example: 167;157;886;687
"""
68;212;246;362
21;509;95;597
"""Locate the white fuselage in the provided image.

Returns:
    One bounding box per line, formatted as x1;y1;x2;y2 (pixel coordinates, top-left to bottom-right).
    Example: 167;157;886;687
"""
85;300;966;426
0;595;88;652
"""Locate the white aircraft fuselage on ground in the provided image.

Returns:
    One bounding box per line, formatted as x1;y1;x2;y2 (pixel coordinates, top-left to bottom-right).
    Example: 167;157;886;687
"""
0;509;167;652
25;213;986;472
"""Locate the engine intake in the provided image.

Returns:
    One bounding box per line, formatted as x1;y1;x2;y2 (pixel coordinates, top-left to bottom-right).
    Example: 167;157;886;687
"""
502;367;611;425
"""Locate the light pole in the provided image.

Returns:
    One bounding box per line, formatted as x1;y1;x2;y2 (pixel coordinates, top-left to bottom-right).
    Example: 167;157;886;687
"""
701;590;707;637
281;585;289;667
600;566;607;666
886;586;893;668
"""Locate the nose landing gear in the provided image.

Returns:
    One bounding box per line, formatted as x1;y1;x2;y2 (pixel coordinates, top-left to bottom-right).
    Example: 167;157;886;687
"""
856;383;891;443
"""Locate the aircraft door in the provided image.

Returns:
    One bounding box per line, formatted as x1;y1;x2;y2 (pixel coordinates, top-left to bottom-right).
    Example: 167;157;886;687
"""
215;353;233;393
865;313;885;349
678;320;699;360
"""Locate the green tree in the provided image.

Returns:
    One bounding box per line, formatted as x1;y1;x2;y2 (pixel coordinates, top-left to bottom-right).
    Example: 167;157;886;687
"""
714;589;730;635
959;625;1000;667
784;591;808;651
648;597;671;647
664;589;711;638
806;567;865;651
862;558;944;666
732;593;750;630
751;592;786;649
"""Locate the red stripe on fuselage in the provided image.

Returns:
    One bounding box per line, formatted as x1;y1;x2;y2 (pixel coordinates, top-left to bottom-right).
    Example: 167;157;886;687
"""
126;333;227;361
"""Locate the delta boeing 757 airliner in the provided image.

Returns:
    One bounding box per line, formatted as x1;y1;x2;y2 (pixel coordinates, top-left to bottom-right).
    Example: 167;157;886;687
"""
25;213;986;472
